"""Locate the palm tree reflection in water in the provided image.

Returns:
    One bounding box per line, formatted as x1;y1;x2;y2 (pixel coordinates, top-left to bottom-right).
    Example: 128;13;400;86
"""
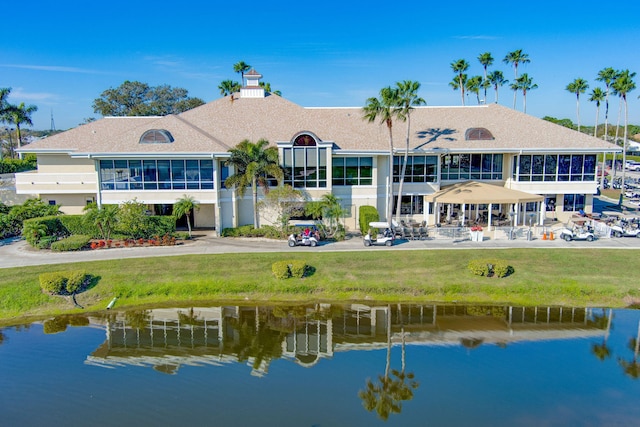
358;304;420;421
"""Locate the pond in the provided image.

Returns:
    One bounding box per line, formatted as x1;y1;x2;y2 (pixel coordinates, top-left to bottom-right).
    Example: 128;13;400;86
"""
2;303;640;426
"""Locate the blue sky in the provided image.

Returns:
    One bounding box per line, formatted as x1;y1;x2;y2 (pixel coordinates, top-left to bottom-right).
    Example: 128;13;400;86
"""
2;0;640;131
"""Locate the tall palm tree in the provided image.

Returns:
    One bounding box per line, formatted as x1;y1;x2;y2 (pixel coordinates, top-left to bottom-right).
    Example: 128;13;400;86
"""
465;76;483;104
487;70;508;104
173;195;199;237
565;78;589;132
503;49;530;108
4;102;38;159
363;86;402;223
510;74;537;113
596;67;620;142
394;80;425;225
218;80;241;100
233;61;251;86
225;139;284;228
450;59;470;105
477;52;494;103
589;87;605;137
612;69;636;205
259;81;282;96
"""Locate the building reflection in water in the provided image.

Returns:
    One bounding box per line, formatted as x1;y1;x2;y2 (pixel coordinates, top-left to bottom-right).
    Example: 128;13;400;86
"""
81;304;608;376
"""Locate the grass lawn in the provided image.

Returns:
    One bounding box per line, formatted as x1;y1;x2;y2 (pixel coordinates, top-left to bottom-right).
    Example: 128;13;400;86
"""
1;248;639;325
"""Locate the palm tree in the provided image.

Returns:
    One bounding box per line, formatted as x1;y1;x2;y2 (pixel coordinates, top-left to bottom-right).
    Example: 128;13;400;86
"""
225;139;284;228
259;81;282;96
477;52;494;103
83;203;119;240
612;69;636;205
510;73;537;113
5;102;38;159
589;87;605;137
465;76;483;105
487;70;508;104
218;80;241;100
596;67;620;142
173;195;199;237
450;59;470;105
565;78;589;132
233;61;251;86
394;80;425;225
503;49;530;108
363;86;402;223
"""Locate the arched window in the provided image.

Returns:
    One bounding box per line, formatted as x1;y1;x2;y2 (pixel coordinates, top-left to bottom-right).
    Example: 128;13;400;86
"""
283;132;326;188
140;129;174;144
294;133;317;146
465;127;494;140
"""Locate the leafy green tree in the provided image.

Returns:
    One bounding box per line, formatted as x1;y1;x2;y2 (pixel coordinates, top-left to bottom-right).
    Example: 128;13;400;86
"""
450;59;470;105
566;78;589;131
218;80;241;99
257;184;304;233
116;199;150;238
612;69;636;205
173;195;199;237
477;52;494;103
92;81;204;117
510;73;537;113
487;70;508;104
395;80;425;225
225;139;283;228
233;61;251;86
363;86;402;223
503;49;530;108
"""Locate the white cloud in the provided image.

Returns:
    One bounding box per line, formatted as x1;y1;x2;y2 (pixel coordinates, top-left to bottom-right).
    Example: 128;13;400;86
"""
9;87;58;102
0;64;105;74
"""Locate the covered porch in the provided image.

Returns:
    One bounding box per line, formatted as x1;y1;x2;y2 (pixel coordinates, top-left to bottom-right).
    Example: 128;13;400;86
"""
425;181;545;230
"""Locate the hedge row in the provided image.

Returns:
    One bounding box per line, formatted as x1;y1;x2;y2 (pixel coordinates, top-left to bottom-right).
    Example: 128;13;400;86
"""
358;205;379;235
51;235;92;252
39;270;88;295
0;156;37;174
468;259;514;278
272;260;310;279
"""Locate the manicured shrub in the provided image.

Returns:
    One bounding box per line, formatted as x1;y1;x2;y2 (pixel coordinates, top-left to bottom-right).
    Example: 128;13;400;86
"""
36;236;58;249
39;272;67;294
59;215;100;237
39;270;88;295
272;260;310;279
358;205;379;235
51;235;91;252
468;259;514;278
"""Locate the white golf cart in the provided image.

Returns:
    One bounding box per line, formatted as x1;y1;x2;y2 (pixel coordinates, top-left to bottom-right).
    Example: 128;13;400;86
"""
363;222;395;247
288;220;321;247
610;215;640;238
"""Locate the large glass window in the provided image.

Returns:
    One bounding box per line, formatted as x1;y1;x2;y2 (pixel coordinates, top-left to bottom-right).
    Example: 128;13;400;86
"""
99;159;216;191
563;194;586;212
442;153;502;180
392;195;424;215
516;154;596;182
282;145;328;188
394;155;438;183
332;157;373;186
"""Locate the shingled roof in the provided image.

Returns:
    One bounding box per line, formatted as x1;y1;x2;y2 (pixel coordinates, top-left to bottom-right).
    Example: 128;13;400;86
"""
22;95;619;156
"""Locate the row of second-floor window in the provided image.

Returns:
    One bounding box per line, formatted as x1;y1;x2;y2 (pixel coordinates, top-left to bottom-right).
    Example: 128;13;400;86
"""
513;154;596;182
332;157;373;185
282;147;328;188
441;153;504;181
393;156;438;183
99;159;214;190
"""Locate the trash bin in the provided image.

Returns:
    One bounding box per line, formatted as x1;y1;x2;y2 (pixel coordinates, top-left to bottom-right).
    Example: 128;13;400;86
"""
527;229;532;241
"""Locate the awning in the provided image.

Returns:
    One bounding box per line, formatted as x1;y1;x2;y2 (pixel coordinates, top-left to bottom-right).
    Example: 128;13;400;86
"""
425;181;544;205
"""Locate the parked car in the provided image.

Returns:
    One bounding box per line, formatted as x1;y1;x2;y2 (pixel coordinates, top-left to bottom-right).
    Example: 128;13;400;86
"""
625;161;640;171
364;222;395;247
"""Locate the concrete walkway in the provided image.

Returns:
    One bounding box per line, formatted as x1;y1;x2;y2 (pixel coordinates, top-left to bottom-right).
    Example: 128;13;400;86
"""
2;227;640;269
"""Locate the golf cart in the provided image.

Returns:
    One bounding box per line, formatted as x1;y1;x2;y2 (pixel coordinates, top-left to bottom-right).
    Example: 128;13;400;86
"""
559;224;596;242
364;222;395;247
610;215;640;238
288;221;321;247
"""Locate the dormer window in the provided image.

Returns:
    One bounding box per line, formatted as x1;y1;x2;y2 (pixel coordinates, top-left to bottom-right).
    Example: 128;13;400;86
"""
293;133;318;147
140;129;174;144
465;127;494;140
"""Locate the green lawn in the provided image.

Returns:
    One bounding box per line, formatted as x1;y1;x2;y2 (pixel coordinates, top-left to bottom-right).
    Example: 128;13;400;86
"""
1;248;638;325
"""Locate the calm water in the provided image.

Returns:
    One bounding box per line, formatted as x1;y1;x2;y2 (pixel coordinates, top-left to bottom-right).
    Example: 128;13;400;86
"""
2;303;640;426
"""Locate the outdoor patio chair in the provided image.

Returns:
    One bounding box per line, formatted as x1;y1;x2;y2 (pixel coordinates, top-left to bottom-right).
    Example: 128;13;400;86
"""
405;227;416;240
418;227;428;240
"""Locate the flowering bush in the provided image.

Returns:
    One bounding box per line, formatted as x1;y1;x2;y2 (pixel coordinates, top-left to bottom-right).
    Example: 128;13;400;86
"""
470;226;483;232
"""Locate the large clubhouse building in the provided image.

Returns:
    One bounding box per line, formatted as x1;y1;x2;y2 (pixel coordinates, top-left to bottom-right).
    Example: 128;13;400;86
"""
16;71;620;233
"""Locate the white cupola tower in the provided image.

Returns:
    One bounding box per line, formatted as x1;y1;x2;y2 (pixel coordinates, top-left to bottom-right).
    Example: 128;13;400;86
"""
240;69;265;99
